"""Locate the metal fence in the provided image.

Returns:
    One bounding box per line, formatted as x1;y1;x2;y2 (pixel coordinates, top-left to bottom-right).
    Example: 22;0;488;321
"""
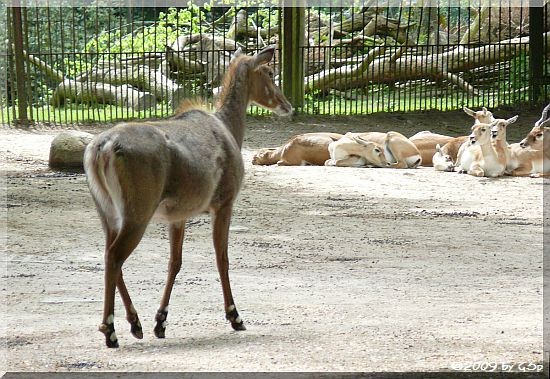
1;4;549;125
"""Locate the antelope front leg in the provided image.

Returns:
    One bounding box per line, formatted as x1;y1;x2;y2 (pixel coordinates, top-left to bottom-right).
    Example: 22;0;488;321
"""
212;204;246;331
154;221;185;339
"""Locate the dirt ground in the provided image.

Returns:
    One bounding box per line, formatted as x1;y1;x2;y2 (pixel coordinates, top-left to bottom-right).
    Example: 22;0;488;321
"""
0;110;546;374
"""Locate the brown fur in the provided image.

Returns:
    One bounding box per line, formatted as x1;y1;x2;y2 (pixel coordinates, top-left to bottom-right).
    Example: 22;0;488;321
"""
252;132;343;166
84;46;292;348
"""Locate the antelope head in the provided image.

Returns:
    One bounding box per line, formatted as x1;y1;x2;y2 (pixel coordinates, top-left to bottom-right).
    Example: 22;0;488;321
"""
520;104;550;150
463;106;495;124
490;116;518;140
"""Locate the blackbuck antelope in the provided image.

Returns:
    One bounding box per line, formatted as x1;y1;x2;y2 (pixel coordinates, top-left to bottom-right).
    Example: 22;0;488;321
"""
325;132;389;167
409;131;454;166
463;122;507;177
353;131;422;168
516;103;550;176
252;132;343;166
84;46;292;348
463;106;495;125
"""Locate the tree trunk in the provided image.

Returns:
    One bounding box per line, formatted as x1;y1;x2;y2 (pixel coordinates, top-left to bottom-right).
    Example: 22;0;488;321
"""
50;79;156;111
305;32;549;94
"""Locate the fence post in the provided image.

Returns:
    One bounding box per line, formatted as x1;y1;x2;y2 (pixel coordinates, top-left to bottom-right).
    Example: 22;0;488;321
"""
281;5;304;109
12;4;28;124
529;5;543;105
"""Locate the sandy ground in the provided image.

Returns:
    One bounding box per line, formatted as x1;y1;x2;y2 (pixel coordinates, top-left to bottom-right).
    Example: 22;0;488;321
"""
0;110;547;374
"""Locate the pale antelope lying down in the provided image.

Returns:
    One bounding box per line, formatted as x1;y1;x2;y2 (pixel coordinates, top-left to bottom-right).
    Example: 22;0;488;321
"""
418;107;495;171
252;132;343;166
432;136;469;171
513;103;550;176
326;131;421;168
409;131;454;166
459;122;507;177
454;106;498;170
325;132;390;167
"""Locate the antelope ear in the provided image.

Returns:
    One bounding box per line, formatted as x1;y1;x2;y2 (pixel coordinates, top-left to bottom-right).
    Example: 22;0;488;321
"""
230;47;243;64
435;143;442;153
482;107;488;116
463;107;475;117
506;115;519;124
253;46;276;67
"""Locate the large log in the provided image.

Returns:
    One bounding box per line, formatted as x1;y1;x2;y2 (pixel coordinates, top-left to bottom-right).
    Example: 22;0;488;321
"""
50;79;156;111
305;32;550;94
79;64;180;103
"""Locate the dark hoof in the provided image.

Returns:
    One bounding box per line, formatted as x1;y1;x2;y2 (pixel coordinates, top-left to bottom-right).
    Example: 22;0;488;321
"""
99;323;119;348
231;321;246;331
154;309;168;339
226;307;245;331
153;322;166;338
130;320;143;339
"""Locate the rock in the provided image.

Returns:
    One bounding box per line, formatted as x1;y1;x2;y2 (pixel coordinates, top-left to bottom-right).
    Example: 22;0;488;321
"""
49;131;94;170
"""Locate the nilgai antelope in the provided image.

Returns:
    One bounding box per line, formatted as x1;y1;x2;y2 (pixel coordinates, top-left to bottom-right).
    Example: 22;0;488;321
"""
325;132;389;167
352;131;422;168
252;132;343;166
83;46;292;348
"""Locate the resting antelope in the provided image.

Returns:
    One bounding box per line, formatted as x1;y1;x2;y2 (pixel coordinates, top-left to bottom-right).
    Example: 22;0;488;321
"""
252;132;343;166
409;131;454;166
430;136;469;171
515;103;550;176
456;107;495;164
325;132;389;167
352;131;422;168
462;122;507;177
83;46;292;348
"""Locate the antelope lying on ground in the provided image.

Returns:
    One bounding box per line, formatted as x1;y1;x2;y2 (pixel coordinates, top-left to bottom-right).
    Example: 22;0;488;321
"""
455;107;497;168
83;46;292;348
352;131;422;168
325;132;389;167
486;115;541;177
462;122;507;177
409;131;454;166
252;132;343;166
514;103;550;176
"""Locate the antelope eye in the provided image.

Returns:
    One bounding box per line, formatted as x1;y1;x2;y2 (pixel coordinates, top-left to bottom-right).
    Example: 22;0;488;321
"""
268;70;274;79
537;133;543;137
374;148;381;153
481;127;486;132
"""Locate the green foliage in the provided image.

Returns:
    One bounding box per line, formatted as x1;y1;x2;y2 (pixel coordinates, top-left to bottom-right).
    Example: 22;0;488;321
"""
84;6;210;56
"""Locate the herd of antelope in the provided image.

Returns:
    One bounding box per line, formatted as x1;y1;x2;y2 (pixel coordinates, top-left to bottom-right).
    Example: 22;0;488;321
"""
253;104;550;178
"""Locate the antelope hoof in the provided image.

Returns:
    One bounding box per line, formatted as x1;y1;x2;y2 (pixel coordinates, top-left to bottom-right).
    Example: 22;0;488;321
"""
99;323;119;348
154;309;168;339
231;321;247;331
130;319;143;340
226;307;246;331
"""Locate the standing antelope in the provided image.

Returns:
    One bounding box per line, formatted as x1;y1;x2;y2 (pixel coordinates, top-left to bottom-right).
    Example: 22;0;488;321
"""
84;46;292;348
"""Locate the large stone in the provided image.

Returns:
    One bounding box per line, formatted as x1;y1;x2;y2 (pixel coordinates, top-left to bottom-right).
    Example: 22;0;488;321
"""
49;131;94;170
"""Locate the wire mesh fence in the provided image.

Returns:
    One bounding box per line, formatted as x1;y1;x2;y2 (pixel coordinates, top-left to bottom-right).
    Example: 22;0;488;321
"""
1;3;548;125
